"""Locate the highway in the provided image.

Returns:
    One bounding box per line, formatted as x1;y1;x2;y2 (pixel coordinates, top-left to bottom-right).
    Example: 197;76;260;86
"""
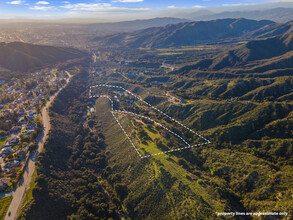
4;73;72;220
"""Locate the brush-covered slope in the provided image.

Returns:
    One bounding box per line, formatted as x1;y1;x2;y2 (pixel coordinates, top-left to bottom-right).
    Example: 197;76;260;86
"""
171;77;293;102
0;42;86;72
20;69;293;219
95;18;274;48
251;20;293;39
183;32;293;71
211;33;293;69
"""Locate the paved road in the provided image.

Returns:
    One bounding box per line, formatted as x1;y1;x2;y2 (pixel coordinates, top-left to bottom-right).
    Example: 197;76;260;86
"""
5;73;72;220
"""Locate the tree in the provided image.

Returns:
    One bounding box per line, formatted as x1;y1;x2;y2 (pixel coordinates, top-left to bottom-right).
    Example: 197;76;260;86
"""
0;130;5;137
114;184;129;201
28;142;38;152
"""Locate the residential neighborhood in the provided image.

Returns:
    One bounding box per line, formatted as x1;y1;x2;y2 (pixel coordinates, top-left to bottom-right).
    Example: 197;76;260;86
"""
0;67;69;192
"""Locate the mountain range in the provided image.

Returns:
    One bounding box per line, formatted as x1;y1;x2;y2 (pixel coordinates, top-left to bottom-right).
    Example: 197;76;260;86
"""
94;18;274;48
191;8;293;23
198;32;293;71
92;16;293;76
87;17;190;34
0;42;85;72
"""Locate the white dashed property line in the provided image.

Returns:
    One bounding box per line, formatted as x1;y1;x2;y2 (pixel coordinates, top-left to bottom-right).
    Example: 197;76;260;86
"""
90;84;209;142
112;110;209;159
114;109;191;147
90;86;211;144
89;85;211;158
96;95;200;158
94;95;143;158
111;111;143;158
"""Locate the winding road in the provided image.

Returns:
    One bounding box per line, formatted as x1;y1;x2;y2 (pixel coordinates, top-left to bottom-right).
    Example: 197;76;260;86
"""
4;72;72;220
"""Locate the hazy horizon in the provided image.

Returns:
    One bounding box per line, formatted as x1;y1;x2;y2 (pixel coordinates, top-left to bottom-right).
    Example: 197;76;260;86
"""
0;0;293;22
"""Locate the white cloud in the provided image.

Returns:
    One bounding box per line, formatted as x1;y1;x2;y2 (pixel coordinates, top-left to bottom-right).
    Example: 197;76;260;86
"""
167;5;205;9
36;1;49;4
62;1;70;3
192;5;205;8
60;3;149;12
112;0;143;2
6;0;24;5
29;5;55;10
61;3;112;10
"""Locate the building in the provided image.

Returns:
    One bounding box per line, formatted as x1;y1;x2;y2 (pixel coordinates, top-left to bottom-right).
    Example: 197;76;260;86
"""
17;109;25;116
18;117;27;124
8;137;19;145
25;130;33;137
4;160;20;169
10;126;21;133
0;147;14;158
28;110;36;118
25;123;36;130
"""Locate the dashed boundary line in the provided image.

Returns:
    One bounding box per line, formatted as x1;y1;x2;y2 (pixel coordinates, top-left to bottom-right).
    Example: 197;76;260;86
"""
115;109;190;146
89;85;211;158
111;111;143;158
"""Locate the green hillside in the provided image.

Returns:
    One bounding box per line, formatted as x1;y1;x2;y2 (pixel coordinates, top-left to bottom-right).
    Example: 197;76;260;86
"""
208;33;293;70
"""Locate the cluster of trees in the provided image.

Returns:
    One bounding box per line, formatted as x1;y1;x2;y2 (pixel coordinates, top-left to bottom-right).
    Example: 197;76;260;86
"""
20;70;121;219
0;111;18;131
0;93;14;104
23;80;38;91
137;128;151;145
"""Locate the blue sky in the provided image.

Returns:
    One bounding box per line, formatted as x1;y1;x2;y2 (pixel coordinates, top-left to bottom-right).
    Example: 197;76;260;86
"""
0;0;286;19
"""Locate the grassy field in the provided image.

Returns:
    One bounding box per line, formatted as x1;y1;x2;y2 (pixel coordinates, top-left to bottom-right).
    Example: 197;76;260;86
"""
0;196;12;220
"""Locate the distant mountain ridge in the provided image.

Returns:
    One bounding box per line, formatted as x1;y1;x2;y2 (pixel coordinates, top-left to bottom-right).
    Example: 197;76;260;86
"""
88;17;190;33
191;8;293;23
0;42;85;72
94;18;274;48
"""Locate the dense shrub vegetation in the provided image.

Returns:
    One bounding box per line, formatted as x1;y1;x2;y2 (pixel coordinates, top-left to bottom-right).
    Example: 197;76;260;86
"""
20;70;121;219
